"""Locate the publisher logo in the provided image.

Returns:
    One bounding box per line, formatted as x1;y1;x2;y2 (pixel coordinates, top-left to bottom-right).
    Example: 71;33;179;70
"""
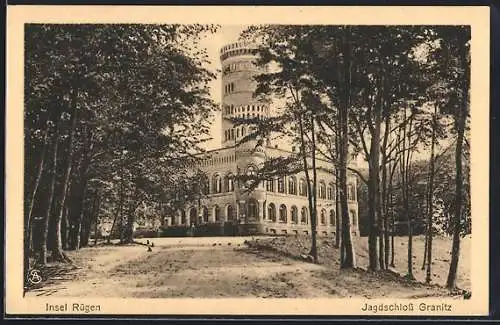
27;269;42;285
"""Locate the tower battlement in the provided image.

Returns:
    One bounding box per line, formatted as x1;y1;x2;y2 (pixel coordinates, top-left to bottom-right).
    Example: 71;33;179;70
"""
219;41;258;61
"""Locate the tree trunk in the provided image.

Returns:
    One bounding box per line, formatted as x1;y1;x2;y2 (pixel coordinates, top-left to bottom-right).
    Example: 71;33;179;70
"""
109;184;125;244
382;162;390;270
80;189;99;248
334;130;341;249
39;135;59;265
389;176;396;268
422;231;428;270
422;179;429;271
75;185;89;249
52;88;78;262
339;159;355;268
26;114;51;256
339;27;355;269
61;205;69;250
380;94;391;270
446;100;466;290
402;110;415;280
24;114;51;292
123;187;140;244
310;114;319;263
367;125;381;271
425;104;437;282
297;109;317;263
93;195;101;246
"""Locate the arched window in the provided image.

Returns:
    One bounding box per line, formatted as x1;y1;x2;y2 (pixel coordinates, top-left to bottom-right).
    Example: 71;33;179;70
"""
291;206;298;224
212;174;222;193
288;176;297;195
268;203;276;222
180;210;186;225
277;176;286;193
202;206;209;223
327;183;335;200
330;209;336;226
223;174;229;192
236;128;240;138
301;207;308;224
279;204;287;223
227;205;235;221
214;205;221;222
266;179;275;192
227;174;234;192
320;209;326;225
299;178;307;197
248;199;258;221
319;181;326;199
189;208;197;225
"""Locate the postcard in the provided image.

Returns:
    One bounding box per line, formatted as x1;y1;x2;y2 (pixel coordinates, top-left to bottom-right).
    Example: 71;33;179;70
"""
5;5;490;317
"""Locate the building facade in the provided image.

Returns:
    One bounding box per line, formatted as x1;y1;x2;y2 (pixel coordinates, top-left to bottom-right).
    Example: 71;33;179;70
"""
167;41;359;237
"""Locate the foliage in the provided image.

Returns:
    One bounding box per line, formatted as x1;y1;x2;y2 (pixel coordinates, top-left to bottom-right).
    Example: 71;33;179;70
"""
25;23;219;267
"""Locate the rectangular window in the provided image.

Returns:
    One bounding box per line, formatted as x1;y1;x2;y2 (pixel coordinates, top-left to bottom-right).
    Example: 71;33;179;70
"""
266;179;274;192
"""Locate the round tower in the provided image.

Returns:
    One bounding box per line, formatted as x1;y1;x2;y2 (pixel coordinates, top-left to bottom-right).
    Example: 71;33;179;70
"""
219;41;269;149
220;41;269;233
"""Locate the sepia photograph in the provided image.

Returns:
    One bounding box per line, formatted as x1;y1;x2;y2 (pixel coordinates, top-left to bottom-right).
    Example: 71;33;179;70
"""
5;5;490;316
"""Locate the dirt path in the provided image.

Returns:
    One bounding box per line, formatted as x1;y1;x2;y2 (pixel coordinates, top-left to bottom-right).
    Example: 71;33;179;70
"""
26;236;456;298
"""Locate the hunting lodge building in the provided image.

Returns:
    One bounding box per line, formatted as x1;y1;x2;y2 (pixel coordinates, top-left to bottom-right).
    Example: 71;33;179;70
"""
166;41;359;237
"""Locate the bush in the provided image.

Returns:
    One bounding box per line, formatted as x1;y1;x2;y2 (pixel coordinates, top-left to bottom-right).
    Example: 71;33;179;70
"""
193;223;224;237
134;227;159;238
160;225;190;237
